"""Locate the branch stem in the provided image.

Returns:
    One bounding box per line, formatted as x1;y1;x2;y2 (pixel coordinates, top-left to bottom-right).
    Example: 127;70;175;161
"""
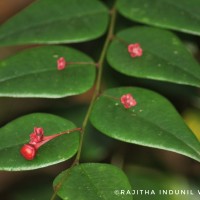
51;2;117;199
74;2;117;165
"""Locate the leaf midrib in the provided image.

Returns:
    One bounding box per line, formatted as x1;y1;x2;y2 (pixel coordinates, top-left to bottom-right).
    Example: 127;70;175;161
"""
116;34;200;84
104;96;200;159
0;64;94;84
162;0;200;22
80;165;107;200
146;50;200;84
0;140;25;150
0;68;56;83
127;108;200;158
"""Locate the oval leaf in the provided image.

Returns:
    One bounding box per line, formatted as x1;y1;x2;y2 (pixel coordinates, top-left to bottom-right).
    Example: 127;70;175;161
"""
90;87;200;162
117;0;200;36
53;163;132;200
107;26;200;87
0;46;96;98
0;0;109;46
0;113;79;171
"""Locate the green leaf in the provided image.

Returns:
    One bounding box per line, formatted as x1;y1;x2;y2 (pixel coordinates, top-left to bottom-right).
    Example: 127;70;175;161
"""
53;163;132;200
0;0;109;46
117;0;200;36
107;26;200;87
0;46;96;98
90;87;200;162
0;113;79;171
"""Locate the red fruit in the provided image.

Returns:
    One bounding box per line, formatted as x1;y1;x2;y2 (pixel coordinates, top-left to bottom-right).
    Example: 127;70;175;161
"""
57;57;66;70
30;127;44;144
20;127;81;160
121;93;137;109
20;144;36;160
128;43;143;58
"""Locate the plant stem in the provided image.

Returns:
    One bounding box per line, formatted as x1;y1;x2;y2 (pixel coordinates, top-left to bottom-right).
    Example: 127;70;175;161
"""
74;2;117;165
67;61;98;66
34;127;82;149
51;2;117;200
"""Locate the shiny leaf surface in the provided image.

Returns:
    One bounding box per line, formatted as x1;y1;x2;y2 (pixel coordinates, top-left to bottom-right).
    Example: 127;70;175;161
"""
117;0;200;36
0;0;109;46
107;26;200;87
53;163;132;200
0;113;79;171
90;87;200;162
0;46;96;98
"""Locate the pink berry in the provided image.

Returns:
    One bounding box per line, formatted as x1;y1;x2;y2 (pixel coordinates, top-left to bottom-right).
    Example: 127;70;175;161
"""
120;93;137;109
128;43;143;58
57;57;66;70
20;144;36;160
20;127;81;160
34;127;44;135
30;127;44;144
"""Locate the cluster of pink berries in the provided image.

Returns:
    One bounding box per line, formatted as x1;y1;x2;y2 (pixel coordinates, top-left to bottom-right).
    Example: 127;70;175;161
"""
20;94;136;160
120;93;137;108
57;57;67;70
128;43;143;58
20;93;137;161
20;127;67;160
20;127;44;160
56;43;142;70
21;42;141;160
121;43;141;107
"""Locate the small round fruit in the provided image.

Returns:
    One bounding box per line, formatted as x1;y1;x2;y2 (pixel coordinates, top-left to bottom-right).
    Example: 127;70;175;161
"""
20;144;36;160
